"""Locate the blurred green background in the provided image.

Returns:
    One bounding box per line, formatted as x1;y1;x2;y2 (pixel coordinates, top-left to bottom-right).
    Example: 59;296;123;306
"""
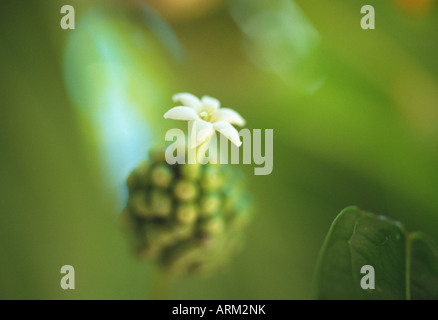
1;0;437;299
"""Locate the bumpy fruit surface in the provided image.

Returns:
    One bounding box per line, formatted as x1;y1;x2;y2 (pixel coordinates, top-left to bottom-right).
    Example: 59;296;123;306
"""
120;147;251;275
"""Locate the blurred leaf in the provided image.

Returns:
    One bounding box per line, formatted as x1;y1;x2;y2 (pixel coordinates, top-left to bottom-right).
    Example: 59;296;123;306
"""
409;232;438;299
313;206;438;299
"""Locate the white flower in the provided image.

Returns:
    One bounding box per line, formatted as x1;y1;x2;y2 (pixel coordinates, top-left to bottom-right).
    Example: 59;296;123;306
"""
164;93;246;147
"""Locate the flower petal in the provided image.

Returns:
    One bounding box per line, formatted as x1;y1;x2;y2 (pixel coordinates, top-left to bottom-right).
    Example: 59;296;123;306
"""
201;95;220;113
191;118;214;147
173;93;202;112
213;121;242;147
211;108;246;126
164;106;199;121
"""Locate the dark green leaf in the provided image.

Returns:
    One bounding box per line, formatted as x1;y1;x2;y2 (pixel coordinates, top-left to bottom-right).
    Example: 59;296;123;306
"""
409;232;438;299
313;206;438;300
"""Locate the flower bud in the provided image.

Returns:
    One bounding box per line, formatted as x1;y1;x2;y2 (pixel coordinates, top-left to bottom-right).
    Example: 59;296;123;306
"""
151;165;174;188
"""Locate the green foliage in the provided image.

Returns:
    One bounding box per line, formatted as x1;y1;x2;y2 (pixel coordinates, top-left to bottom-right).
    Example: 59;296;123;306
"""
314;207;438;299
2;0;438;300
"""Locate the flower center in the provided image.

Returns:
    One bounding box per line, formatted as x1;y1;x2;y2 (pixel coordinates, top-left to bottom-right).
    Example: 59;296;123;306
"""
199;111;209;121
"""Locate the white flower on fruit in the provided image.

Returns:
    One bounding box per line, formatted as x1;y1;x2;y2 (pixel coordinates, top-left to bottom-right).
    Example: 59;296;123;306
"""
164;93;246;148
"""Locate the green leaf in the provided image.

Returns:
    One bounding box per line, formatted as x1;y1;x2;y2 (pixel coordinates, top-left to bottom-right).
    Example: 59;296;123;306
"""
409;232;438;299
313;206;438;300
